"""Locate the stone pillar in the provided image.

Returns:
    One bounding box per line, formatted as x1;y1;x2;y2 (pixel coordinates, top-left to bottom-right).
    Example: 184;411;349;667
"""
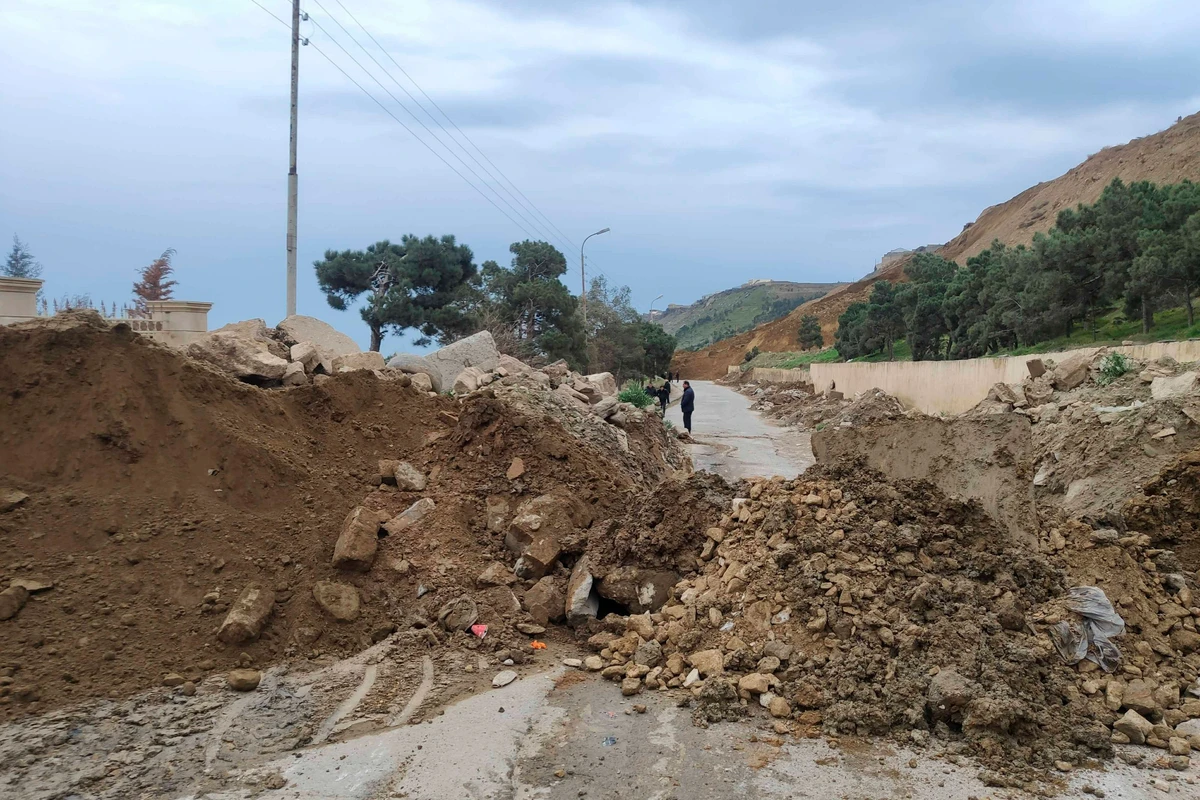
0;278;43;325
145;300;213;347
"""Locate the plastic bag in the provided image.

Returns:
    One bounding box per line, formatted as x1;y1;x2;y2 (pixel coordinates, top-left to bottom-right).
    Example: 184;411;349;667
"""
1048;586;1125;673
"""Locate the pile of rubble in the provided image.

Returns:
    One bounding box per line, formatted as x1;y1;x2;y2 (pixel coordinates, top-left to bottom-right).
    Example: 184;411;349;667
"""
744;382;907;431
574;462;1200;783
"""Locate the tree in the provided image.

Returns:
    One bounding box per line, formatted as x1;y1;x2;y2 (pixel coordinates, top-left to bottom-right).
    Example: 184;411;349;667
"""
637;321;676;377
4;235;42;280
586;276;650;382
475;240;585;365
797;314;823;350
834;302;872;360
315;235;478;352
865;280;905;360
132;248;178;317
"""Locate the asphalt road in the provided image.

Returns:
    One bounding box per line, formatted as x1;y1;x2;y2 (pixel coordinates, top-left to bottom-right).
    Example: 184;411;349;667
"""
665;380;814;481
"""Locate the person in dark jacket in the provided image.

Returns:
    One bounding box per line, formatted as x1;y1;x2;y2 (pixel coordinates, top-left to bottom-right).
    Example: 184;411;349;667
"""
657;382;670;415
680;380;695;432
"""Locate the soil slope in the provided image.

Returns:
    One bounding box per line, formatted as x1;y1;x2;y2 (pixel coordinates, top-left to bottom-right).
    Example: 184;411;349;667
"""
676;111;1200;379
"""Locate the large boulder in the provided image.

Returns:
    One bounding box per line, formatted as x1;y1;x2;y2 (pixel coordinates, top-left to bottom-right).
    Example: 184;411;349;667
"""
426;331;500;390
524;576;566;625
1024;376;1054;407
290;342;320;373
1051;353;1091;391
332;352;386;373
565;555;599;626
596;567;679;614
332;506;387;571
188;329;289;384
584;372;618;396
277;315;360;373
386;353;443;392
505;494;584;554
498;354;532;374
1151;372;1199;401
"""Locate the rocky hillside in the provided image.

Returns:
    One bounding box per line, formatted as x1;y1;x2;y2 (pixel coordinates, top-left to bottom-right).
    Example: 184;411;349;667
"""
652;280;843;351
675;111;1200;379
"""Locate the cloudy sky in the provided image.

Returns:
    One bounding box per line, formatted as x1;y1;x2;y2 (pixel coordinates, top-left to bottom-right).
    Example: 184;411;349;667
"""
2;0;1199;351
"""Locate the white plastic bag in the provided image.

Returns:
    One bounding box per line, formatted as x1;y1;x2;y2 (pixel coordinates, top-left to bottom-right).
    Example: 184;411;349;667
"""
1049;586;1124;673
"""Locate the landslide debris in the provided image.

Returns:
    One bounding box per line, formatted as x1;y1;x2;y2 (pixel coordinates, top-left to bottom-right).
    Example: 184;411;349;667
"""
0;312;686;720
577;463;1200;782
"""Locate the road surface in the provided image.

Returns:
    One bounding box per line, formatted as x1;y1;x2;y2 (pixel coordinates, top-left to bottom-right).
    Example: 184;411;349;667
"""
666;380;814;481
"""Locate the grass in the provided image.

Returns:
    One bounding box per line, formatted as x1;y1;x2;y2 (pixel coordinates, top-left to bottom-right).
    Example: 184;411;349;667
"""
745;348;841;370
998;305;1200;356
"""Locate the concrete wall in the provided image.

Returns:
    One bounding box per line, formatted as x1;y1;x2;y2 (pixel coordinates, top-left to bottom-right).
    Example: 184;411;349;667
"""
747;367;813;384
809;340;1200;414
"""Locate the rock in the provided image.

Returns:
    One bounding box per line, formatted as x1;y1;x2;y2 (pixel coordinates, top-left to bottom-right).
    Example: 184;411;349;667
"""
282;361;308;386
517;623;546;635
768;696;792;718
1025;376;1054;407
926;668;977;724
634;639;663;668
738;673;771;695
514;534;562;580
161;672;187;687
621;677;643;696
226;669;262;692
493;670;518;688
9;577;52;593
438;596;479;631
386;352;443;391
332;351;386;373
596;567;680;614
1113;709;1154;745
626;613;655;640
688;649;724;678
555;383;590;405
994;592;1026;631
1123;679;1162;718
216;585;276;644
585;656;605;671
452;366;486;394
523;576;566;625
277;315;360;373
477;562;517;587
1051;354;1091;391
1170;628;1200;654
565;555;599;626
592;396;620;419
408;372;433;392
1169;737;1192;755
389;462;428;491
0;488;29;513
1026;358;1047;378
506;457;526;480
485;496;510;533
426;331;500;392
989;383;1022;405
290;341;320;372
763;641;794;662
757;656;782;674
187;330;289;384
332;506;387;571
1151;372;1199;401
181;681;196;696
498;354;532;374
312;581;361;622
383;498;436;535
264;773;287;790
684;668;701;687
371;623;398;643
0;585;30;621
584;372;618;396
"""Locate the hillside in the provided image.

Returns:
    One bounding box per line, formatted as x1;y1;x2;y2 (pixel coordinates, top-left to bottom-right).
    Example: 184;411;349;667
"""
675;111;1200;379
652;280;844;351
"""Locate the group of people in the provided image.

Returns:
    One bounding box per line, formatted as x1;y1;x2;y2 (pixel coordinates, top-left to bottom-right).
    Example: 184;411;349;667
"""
650;373;694;433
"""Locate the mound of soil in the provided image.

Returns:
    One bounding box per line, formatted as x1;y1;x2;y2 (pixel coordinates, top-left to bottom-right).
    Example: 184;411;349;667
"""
0;316;679;720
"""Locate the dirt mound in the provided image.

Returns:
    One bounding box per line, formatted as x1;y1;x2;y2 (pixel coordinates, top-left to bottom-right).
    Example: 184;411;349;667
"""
582;464;1200;783
675;112;1200;379
0;316;682;720
1124;449;1200;572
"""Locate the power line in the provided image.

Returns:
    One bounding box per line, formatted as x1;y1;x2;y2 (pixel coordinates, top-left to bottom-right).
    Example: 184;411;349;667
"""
305;0;562;246
246;0;543;239
329;0;582;252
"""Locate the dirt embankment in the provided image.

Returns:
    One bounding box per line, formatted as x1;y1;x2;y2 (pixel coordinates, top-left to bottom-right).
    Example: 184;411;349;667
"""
675;111;1200;379
0;316;682;720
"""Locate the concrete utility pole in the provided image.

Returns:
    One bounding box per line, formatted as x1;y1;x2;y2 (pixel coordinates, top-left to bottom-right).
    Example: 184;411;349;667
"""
286;0;300;318
580;227;610;328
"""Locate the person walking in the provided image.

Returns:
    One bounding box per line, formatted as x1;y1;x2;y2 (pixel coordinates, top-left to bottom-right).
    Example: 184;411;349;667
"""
657;381;670;416
680;380;695;433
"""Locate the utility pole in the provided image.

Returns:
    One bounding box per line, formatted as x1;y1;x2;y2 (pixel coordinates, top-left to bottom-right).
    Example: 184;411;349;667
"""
286;0;300;318
580;227;610;328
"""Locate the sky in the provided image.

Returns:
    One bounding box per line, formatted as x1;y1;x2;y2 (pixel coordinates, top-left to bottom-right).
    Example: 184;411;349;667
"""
2;0;1200;352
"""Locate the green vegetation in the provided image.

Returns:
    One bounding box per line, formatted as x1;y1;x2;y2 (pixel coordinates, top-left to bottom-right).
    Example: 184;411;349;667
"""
657;281;841;351
797;313;823;350
618;384;654;408
745;348;841;370
835;178;1200;361
1096;353;1133;385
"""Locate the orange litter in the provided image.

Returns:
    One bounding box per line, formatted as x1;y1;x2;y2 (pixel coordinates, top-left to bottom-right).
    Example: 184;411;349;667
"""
530;640;547;650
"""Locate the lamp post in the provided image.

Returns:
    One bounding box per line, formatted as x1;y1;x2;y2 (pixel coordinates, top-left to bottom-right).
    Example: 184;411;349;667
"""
580;227;610;327
649;294;664;317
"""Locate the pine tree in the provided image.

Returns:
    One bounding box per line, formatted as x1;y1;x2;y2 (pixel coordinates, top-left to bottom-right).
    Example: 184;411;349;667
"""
132;248;178;317
3;235;42;279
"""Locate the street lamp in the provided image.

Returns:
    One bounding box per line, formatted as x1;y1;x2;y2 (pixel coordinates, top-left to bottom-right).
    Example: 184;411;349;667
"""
580;227;610;327
649;294;664;316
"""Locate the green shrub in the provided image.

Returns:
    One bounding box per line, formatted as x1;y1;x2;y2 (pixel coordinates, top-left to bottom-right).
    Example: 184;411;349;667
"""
1096;352;1132;385
618;385;654;409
